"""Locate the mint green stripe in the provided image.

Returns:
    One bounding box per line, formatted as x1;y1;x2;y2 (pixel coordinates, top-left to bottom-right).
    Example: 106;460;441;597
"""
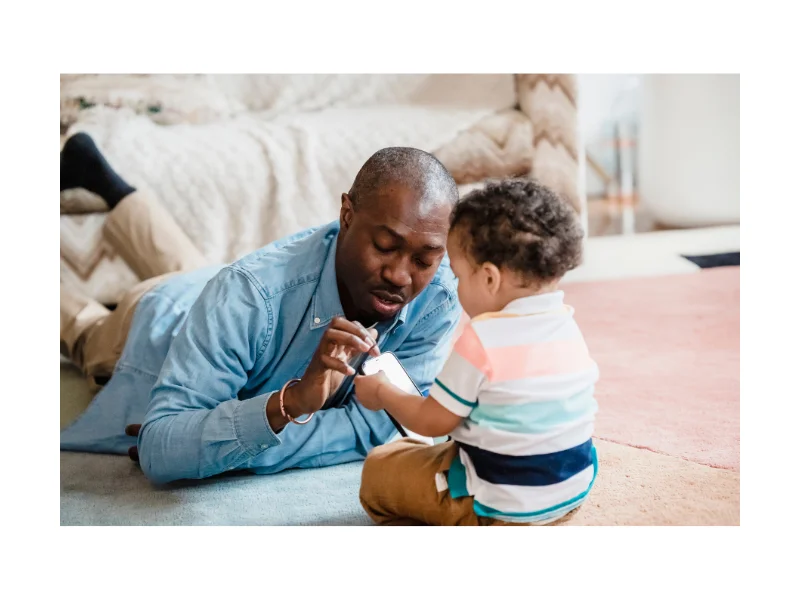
434;378;477;408
475;497;586;522
469;386;597;434
473;445;598;520
447;453;469;498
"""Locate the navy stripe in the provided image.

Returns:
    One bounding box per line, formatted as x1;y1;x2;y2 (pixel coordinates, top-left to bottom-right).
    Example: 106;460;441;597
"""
458;439;594;486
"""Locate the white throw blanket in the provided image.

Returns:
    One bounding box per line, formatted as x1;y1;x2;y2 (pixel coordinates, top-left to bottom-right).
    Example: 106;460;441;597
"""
66;75;516;265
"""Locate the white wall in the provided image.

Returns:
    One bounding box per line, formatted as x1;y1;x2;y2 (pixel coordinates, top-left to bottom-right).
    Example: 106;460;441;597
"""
637;74;740;227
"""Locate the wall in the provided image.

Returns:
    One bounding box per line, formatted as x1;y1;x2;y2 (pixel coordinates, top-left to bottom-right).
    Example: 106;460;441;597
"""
637;74;739;227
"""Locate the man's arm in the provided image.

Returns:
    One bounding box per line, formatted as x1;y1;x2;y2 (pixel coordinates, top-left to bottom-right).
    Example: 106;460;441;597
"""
138;272;460;484
136;267;279;484
137;267;380;484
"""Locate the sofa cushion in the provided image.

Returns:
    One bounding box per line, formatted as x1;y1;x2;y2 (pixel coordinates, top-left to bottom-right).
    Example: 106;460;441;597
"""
434;109;534;185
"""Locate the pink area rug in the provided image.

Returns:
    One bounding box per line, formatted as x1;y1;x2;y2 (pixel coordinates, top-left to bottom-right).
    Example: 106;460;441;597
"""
562;267;740;471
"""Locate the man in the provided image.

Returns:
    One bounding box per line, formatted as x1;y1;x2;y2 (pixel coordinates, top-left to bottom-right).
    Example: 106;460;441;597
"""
60;133;461;485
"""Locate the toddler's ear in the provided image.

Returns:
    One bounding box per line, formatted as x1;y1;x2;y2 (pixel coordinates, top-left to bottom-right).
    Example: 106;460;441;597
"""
482;262;502;294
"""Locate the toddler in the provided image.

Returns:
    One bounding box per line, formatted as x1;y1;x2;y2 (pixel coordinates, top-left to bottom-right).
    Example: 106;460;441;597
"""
355;179;599;526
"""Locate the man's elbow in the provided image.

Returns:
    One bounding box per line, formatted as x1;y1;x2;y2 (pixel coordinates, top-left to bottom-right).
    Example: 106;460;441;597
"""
137;424;184;485
137;446;176;486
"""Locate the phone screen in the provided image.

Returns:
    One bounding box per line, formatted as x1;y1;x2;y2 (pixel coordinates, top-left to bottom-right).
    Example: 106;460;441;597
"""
359;353;434;445
360;353;421;396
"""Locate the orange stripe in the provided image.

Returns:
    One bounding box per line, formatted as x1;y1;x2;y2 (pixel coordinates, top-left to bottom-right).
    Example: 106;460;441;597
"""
447;311;472;356
452;324;492;377
471;311;517;323
485;339;593;382
454;311;471;341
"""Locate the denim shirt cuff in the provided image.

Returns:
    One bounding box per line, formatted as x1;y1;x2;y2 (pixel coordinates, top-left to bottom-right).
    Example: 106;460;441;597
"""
234;392;282;456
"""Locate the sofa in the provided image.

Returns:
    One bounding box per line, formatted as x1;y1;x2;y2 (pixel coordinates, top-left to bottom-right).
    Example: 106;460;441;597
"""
60;74;580;305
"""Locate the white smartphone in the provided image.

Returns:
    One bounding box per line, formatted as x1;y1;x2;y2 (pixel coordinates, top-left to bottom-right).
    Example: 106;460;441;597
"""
359;352;434;445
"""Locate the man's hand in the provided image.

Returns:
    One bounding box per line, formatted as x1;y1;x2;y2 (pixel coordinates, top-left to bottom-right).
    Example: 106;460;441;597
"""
268;317;379;431
354;371;392;412
125;423;141;462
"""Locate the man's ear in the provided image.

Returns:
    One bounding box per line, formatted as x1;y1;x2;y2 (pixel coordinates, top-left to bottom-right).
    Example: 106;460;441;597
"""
340;193;355;232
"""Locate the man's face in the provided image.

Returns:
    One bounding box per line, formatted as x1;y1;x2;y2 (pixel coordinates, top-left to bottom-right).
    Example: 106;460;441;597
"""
335;183;451;324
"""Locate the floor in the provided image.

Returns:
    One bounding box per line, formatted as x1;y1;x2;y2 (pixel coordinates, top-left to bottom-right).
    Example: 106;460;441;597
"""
61;225;740;525
565;266;740;470
565;224;739;283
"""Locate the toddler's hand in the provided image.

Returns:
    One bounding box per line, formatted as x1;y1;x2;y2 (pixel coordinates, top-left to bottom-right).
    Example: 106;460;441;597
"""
354;371;391;411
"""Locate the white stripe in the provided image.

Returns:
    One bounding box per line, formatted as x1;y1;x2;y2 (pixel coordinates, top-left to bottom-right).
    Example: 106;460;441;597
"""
461;449;595;514
472;313;583;348
438;351;486;393
502;291;566;315
477;365;600;405
450;418;595;456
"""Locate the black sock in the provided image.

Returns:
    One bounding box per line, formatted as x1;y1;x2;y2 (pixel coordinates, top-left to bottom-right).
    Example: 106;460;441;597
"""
60;133;136;209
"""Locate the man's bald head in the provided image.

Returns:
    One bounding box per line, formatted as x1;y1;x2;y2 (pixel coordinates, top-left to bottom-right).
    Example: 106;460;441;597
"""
348;147;458;212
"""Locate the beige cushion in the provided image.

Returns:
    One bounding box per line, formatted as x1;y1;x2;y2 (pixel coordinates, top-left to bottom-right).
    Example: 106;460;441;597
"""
435;109;534;185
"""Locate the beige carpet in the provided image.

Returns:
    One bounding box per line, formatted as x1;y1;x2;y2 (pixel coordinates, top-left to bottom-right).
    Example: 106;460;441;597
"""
557;439;739;526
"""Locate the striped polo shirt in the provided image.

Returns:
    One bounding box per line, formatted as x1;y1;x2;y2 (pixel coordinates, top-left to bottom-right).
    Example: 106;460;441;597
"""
429;291;599;524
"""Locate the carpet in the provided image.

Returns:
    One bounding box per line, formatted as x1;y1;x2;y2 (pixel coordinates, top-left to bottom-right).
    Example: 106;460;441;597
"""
556;439;739;526
61;452;373;526
61;359;94;430
60;438;738;526
562;267;740;471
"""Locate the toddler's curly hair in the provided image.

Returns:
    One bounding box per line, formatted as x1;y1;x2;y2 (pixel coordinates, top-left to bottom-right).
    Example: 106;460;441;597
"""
450;179;584;283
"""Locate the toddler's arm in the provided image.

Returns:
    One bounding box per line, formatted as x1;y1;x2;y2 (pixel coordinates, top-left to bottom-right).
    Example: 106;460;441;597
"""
354;373;463;438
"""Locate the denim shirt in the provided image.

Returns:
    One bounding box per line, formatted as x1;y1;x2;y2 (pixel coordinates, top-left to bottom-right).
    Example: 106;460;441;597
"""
60;221;460;484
